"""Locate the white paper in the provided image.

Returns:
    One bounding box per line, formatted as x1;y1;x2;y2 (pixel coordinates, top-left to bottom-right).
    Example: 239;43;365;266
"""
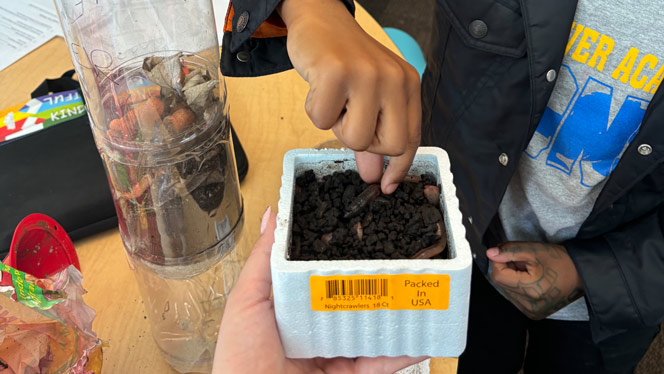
212;0;230;47
0;0;64;71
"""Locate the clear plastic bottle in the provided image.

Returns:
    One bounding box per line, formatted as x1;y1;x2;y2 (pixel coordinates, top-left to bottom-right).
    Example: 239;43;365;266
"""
53;1;247;371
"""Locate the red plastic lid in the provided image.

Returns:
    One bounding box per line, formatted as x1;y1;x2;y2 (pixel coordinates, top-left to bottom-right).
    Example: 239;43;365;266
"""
3;214;80;279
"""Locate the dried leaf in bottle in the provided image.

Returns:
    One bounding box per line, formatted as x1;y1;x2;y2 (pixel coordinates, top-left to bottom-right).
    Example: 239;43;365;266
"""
177;144;226;214
183;69;206;89
142;53;184;94
184;80;218;114
203;102;222;126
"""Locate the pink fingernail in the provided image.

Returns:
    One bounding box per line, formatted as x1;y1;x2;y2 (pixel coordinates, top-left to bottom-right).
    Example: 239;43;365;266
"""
487;247;499;257
260;206;272;235
384;183;398;195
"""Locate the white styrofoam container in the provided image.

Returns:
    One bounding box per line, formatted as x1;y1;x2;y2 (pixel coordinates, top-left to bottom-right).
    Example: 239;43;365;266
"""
272;147;472;358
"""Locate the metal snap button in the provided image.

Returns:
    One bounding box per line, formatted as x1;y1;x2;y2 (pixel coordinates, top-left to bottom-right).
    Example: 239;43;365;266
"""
546;69;557;82
236;11;249;33
236;51;250;63
499;153;509;166
469;20;488;39
638;144;652;155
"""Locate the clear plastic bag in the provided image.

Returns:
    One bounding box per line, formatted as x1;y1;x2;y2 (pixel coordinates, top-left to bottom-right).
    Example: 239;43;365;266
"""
0;264;102;374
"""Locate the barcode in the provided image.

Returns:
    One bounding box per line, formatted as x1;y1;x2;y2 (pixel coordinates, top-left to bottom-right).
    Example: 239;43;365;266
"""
325;279;389;298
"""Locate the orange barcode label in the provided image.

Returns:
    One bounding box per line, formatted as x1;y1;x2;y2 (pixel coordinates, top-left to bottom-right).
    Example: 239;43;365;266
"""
310;274;450;312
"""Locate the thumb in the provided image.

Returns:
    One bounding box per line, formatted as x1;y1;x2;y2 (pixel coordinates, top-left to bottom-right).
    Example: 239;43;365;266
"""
486;245;533;263
231;206;278;303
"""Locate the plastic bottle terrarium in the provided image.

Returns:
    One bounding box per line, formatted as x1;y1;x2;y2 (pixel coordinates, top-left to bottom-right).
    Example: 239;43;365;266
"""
54;1;247;372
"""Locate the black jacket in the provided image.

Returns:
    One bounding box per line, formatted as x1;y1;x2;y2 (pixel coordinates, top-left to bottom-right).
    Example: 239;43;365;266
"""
222;0;664;343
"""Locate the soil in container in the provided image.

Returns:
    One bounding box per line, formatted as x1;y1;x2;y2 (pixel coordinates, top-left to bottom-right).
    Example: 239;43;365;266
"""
289;170;448;261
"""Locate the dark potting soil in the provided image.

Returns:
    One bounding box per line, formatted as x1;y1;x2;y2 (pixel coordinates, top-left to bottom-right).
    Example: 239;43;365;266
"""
289;169;448;261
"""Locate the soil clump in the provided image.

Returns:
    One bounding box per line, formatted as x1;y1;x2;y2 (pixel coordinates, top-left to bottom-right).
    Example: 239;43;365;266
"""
289;170;448;261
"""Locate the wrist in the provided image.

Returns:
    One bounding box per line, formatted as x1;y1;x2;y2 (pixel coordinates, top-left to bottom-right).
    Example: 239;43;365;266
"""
278;0;349;29
560;245;584;290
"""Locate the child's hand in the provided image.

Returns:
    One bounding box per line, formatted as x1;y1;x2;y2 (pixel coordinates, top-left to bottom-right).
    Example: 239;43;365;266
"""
279;0;421;195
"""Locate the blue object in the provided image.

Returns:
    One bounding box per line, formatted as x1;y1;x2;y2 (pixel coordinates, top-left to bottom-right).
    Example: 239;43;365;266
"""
526;64;648;188
383;27;426;79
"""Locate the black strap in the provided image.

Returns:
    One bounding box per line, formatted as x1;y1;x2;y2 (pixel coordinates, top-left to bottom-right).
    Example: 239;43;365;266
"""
31;70;81;98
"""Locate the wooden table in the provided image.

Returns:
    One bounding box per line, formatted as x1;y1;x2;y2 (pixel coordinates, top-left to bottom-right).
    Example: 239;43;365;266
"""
0;4;456;374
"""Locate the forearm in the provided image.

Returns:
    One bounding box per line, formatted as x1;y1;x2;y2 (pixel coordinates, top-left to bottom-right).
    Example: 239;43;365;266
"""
279;0;336;26
278;0;355;26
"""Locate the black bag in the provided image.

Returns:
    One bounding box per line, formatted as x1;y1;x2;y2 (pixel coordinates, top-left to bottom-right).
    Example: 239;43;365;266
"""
1;71;248;257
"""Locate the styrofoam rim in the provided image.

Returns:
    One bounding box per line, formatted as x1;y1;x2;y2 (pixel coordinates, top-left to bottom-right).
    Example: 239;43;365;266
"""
272;147;472;273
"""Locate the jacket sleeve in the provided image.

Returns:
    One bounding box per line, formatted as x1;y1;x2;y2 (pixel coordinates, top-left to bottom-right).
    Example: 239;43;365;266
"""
564;203;664;340
221;0;355;77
